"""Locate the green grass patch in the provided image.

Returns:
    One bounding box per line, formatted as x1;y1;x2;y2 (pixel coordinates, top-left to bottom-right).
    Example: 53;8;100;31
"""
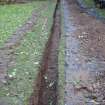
58;34;65;105
58;5;65;105
83;0;94;7
83;0;105;17
0;2;45;46
0;1;56;105
96;8;105;16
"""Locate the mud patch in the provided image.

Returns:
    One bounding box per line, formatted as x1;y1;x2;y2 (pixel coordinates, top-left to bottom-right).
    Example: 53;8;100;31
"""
29;1;61;105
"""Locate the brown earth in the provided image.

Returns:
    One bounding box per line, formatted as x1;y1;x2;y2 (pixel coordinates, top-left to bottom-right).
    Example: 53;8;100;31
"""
29;1;61;105
63;0;105;104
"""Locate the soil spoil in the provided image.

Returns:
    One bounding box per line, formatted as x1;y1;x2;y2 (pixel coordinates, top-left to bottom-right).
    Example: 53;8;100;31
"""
62;0;105;104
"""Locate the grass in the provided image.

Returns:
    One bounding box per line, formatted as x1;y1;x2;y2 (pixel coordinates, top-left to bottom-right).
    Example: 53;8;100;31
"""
58;4;65;105
83;0;105;17
96;8;105;16
0;1;45;46
83;0;94;7
58;33;65;105
0;1;56;105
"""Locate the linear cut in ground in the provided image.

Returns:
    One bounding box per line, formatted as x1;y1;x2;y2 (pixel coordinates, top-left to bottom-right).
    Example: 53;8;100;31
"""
0;2;56;105
29;0;61;105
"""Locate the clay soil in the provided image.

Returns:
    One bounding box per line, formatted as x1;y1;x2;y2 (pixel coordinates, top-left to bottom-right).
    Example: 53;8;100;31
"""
29;1;61;105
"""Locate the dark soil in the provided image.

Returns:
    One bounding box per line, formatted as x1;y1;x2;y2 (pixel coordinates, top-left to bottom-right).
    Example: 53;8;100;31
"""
29;1;61;105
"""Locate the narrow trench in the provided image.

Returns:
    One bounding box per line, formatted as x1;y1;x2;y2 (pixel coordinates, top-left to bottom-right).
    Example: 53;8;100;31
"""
29;0;61;105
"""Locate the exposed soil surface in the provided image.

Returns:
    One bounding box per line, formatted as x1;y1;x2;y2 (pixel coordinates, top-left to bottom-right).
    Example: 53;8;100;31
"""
29;1;61;105
62;0;105;104
0;6;41;86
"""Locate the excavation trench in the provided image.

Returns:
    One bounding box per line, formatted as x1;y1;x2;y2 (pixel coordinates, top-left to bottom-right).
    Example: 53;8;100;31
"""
29;1;61;105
